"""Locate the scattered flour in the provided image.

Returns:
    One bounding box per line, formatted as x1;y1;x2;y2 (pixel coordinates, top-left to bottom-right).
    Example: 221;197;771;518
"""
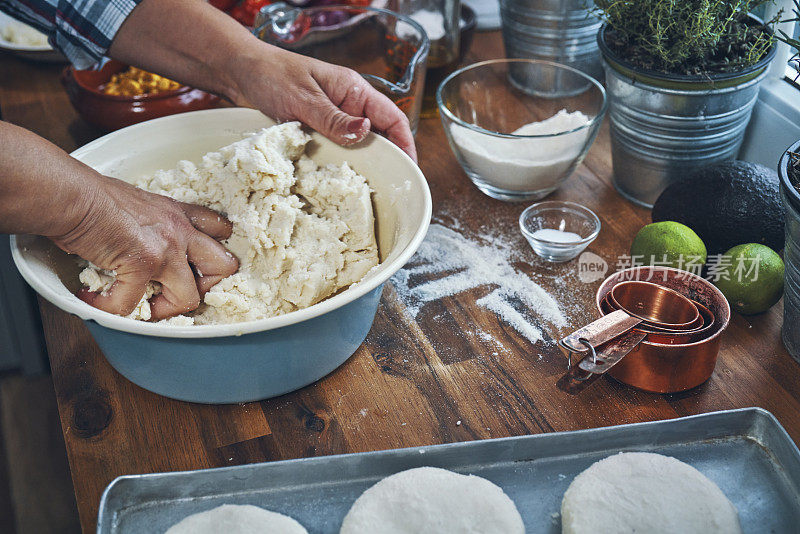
391;223;566;344
450;109;591;192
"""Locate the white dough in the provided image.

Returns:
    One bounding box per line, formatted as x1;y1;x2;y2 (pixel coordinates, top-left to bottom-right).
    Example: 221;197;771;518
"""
340;466;524;534
164;504;307;534
561;452;742;534
79;122;379;324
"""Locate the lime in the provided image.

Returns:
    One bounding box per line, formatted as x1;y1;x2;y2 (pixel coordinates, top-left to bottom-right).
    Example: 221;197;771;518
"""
713;244;785;315
630;222;707;271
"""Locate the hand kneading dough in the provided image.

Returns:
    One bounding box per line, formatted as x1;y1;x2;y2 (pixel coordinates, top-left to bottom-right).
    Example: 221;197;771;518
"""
79;122;379;325
164;504;307;534
340;466;524;534
561;452;742;534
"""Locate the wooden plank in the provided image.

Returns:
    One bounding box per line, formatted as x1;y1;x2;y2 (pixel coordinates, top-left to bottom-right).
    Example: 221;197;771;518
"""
1;31;799;533
0;377;17;534
0;376;80;534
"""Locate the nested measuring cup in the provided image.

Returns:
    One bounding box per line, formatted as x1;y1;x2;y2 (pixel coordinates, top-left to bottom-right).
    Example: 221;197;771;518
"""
254;3;430;134
559;281;701;389
561;281;700;354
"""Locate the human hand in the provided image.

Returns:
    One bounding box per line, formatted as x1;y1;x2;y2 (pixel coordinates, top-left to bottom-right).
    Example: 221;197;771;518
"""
107;0;416;160
57;175;239;320
231;48;418;161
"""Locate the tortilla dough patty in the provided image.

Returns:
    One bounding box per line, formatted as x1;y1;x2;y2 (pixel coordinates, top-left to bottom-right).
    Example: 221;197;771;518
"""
340;466;524;534
165;504;307;533
561;452;742;534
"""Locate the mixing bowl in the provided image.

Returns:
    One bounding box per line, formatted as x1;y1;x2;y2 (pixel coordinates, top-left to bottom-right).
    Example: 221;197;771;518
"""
437;59;606;201
11;108;431;404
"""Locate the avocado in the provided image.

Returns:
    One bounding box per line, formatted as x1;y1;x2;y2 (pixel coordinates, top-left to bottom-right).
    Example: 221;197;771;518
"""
651;161;784;255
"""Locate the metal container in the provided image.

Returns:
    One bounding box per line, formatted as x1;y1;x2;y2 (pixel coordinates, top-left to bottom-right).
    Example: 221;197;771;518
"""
96;408;800;533
11;108;432;404
500;0;602;93
595;266;731;393
598;23;776;207
780;140;800;362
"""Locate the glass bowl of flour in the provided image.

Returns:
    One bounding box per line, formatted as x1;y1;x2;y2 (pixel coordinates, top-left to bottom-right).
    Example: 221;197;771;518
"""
437;59;606;201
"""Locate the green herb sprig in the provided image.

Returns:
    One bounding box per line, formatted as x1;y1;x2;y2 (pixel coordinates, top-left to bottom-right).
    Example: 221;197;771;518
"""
776;0;800;73
593;0;777;76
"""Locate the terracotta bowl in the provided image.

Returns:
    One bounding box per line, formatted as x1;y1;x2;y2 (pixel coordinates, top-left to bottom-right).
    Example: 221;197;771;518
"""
61;60;220;131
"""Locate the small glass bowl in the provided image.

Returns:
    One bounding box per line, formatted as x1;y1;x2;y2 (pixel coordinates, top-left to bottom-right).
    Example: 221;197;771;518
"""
520;201;601;262
437;59;607;202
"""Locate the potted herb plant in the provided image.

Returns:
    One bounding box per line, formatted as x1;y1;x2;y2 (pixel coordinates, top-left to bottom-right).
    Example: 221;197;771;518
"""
593;0;777;207
777;0;800;360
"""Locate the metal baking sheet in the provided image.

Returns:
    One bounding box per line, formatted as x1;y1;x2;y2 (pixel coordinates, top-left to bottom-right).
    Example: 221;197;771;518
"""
97;408;800;533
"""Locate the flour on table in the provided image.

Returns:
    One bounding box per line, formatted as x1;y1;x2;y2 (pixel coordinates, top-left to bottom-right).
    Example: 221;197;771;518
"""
450;109;591;192
391;223;566;344
78;122;379;325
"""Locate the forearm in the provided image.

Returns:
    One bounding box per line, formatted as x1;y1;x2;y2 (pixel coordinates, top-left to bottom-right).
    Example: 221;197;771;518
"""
108;0;269;103
0;121;97;237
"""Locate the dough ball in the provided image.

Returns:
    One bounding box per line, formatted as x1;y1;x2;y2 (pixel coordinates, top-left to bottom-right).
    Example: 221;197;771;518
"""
561;452;742;534
340;466;524;534
165;504;307;534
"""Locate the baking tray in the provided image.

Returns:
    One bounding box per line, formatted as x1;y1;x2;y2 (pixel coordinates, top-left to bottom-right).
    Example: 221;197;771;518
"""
97;408;800;533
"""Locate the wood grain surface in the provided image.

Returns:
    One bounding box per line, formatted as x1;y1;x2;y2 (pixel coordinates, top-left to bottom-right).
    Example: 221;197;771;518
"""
2;32;799;533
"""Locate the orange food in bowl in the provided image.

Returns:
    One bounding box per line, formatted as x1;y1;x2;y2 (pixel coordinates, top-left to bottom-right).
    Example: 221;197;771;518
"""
102;67;182;97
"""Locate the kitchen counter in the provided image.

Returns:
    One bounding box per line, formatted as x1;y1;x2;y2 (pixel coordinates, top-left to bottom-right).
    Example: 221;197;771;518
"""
2;32;799;533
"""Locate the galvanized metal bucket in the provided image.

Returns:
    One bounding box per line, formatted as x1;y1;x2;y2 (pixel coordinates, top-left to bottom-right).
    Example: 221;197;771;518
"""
780;140;800;363
598;24;777;207
500;0;602;94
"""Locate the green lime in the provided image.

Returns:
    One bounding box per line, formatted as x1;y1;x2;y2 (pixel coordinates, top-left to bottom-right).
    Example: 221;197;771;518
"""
630;222;707;271
713;244;785;315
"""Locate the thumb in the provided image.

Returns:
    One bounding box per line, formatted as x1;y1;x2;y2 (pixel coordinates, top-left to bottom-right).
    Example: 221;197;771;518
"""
308;96;371;146
78;267;152;317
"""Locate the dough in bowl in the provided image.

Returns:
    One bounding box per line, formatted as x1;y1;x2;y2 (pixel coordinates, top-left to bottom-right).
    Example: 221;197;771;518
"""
79;122;379;325
561;452;742;534
340;466;524;534
164;504;307;533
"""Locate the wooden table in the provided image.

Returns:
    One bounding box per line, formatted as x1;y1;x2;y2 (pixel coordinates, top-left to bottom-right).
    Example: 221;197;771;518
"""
3;32;799;533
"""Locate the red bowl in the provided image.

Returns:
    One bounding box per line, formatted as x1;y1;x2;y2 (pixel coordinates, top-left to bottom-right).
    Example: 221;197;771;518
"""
61;60;221;131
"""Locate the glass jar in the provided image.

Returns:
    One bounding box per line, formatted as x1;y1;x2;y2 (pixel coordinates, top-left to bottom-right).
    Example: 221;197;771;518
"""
390;0;460;118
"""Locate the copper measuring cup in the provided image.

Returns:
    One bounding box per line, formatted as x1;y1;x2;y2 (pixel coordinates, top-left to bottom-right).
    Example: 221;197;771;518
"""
560;281;700;355
560;266;730;394
600;294;715;343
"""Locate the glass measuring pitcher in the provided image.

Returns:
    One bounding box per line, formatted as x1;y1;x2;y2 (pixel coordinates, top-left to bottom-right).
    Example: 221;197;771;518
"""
254;3;430;134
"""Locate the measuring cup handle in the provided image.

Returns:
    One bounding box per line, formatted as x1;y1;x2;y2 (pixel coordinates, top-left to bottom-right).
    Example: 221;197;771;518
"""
560;309;642;353
557;329;648;394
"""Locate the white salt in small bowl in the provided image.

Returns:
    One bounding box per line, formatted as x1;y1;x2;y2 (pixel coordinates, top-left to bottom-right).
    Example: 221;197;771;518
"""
437;59;607;202
520;201;600;262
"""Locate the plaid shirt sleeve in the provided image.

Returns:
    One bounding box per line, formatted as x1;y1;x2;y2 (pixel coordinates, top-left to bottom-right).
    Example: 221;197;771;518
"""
0;0;143;69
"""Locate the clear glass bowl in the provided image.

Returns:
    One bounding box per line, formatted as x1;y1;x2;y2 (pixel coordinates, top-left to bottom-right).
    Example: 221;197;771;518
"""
437;59;607;202
519;201;600;262
254;3;429;134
